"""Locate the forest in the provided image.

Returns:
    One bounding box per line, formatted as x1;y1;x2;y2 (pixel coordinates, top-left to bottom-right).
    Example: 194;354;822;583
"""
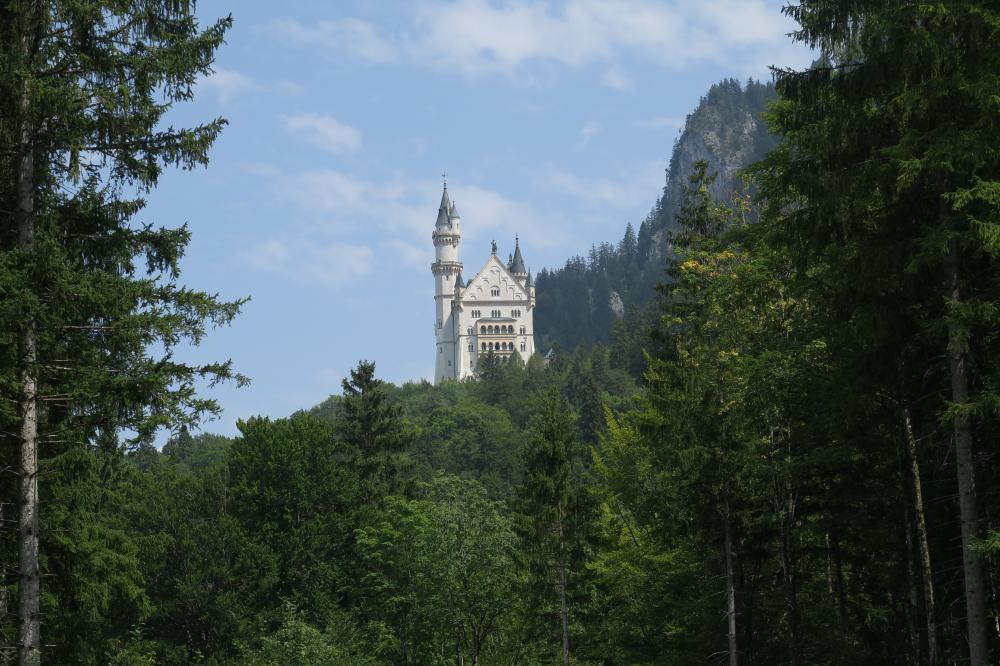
3;2;1000;665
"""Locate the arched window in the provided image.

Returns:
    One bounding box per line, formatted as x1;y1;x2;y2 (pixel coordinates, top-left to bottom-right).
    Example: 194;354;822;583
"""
494;342;500;350
482;342;487;351
480;326;486;334
520;342;526;351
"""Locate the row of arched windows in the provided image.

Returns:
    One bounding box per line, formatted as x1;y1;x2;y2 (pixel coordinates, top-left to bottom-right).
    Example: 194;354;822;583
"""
480;324;516;335
481;341;516;351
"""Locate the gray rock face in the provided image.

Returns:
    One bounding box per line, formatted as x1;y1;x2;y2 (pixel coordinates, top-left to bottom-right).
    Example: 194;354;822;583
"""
608;290;625;318
651;80;778;253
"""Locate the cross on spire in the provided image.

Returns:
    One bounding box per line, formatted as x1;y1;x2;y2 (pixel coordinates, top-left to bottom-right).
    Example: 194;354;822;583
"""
441;172;447;188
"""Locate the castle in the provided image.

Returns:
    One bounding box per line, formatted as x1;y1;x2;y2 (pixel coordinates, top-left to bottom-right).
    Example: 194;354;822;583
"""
431;181;536;383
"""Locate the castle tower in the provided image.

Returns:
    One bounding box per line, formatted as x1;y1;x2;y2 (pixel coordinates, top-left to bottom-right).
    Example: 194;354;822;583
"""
432;181;537;384
431;182;462;381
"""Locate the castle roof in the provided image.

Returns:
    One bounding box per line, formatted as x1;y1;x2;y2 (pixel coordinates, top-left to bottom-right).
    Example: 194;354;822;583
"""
435;185;452;228
454;272;465;288
510;235;527;274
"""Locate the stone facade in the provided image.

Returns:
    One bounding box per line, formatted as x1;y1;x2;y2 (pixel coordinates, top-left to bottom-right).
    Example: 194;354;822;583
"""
432;184;535;383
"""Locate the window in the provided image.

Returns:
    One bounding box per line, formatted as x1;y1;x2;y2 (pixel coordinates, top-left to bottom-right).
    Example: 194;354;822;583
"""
520;341;526;351
468;343;474;352
494;342;500;350
511;309;521;317
467;327;472;335
482;342;487;351
520;326;526;335
491;287;500;297
472;309;481;318
448;360;452;366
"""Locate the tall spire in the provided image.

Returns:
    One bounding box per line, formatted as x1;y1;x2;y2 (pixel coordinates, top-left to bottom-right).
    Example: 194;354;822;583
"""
435;182;452;228
510;234;527;275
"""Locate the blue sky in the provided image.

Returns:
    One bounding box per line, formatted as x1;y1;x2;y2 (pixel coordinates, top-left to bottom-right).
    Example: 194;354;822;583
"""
148;0;810;437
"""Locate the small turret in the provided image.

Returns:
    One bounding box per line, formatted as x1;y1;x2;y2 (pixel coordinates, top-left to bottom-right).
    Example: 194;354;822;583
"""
435;185;452;228
510;235;527;277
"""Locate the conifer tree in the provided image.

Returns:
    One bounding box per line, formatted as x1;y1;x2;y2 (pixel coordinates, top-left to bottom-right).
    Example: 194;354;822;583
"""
339;360;412;503
1;2;240;661
518;390;589;666
757;4;1000;663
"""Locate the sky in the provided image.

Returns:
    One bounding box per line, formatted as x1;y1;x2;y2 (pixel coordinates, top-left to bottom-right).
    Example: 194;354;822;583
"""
148;0;812;438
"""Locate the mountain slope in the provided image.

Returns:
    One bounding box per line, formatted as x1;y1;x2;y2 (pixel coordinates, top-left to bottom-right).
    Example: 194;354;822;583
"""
535;78;778;353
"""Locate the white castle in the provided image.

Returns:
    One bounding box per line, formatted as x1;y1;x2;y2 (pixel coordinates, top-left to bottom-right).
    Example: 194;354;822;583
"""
432;181;536;383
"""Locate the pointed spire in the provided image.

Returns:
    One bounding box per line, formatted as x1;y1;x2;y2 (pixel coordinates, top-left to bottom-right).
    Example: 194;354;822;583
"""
436;182;452;228
510;234;527;274
454;271;465;288
450;199;460;220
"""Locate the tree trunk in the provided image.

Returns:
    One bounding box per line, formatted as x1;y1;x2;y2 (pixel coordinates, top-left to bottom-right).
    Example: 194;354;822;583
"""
831;532;847;636
16;13;40;661
944;241;989;666
904;409;941;666
780;492;799;666
903;496;922;664
724;505;738;666
559;510;570;666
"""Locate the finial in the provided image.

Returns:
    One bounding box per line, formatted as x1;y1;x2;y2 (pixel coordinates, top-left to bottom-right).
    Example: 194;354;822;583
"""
491;239;497;255
442;172;447;189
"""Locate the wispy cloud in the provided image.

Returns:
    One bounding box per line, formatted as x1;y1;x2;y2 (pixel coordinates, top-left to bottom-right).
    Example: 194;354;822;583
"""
270;17;397;63
269;1;810;79
637;115;686;132
199;67;260;104
198;67;301;104
281;113;363;154
259;169;573;266
602;68;633;91
243;239;374;288
578;121;600;147
540;162;665;208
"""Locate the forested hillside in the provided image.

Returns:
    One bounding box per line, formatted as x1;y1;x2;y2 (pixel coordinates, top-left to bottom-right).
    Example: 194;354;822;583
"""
4;3;1000;666
534;79;777;352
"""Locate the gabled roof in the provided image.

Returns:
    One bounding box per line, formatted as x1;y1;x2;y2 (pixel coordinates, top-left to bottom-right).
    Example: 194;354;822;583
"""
462;252;530;302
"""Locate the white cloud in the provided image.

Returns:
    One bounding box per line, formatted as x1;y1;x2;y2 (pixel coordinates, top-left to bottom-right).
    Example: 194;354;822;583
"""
270;1;811;78
602;68;633;91
270;17;397;63
198;67;302;104
540;162;665;208
637;115;686;132
281;113;363;154
243;239;374;288
199;67;260;104
578;121;600;147
387;239;432;269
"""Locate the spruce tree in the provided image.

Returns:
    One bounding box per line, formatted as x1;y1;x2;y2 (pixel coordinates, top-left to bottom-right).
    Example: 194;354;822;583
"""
1;2;240;661
757;4;1000;663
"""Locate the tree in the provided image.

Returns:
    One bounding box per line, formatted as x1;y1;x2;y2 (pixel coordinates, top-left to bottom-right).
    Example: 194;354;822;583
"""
518;390;591;666
757;5;1000;663
1;2;240;661
338;361;413;504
